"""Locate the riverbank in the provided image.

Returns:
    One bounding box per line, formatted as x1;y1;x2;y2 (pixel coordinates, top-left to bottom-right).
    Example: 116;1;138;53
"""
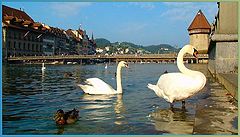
192;66;238;134
216;73;238;100
193;74;238;134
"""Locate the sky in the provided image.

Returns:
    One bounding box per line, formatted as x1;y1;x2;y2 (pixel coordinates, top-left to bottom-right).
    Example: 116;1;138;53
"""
2;2;218;47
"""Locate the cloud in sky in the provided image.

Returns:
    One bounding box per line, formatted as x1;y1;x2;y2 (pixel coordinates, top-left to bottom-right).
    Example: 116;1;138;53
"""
50;2;92;18
2;1;218;46
129;2;156;9
160;2;218;23
119;22;147;34
112;2;156;10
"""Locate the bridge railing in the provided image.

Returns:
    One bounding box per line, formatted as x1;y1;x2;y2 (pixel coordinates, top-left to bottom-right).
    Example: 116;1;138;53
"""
7;54;208;61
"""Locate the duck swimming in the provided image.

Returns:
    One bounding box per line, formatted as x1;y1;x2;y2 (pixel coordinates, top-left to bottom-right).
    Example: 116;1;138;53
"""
54;108;79;125
63;72;73;78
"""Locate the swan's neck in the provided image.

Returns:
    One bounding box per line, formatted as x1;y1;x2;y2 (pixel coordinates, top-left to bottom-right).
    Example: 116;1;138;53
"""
177;48;196;76
116;65;123;93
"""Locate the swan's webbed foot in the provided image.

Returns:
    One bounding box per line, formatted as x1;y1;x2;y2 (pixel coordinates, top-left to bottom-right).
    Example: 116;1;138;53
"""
182;100;186;109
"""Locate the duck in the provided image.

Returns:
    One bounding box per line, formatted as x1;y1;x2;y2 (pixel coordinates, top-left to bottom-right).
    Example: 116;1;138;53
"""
78;61;128;94
63;72;73;78
147;44;206;108
54;108;79;125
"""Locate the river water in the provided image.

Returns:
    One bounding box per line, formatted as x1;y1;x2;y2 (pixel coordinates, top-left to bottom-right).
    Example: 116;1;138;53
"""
2;63;211;135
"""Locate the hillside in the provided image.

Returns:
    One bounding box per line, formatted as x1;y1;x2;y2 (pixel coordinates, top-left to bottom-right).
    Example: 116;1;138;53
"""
95;38;111;48
95;38;177;54
143;44;177;54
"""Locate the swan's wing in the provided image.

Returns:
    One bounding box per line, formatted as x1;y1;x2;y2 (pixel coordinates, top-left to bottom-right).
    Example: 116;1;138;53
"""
79;78;116;94
85;78;114;89
157;73;200;101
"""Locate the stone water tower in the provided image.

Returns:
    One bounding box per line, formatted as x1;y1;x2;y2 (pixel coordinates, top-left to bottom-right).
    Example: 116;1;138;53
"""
188;10;211;54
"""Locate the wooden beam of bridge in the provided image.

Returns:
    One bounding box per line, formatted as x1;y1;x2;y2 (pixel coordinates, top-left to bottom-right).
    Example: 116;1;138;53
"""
7;54;208;61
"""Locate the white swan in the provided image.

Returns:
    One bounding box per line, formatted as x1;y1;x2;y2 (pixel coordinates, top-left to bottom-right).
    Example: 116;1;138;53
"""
105;64;108;69
41;62;46;71
147;44;206;107
78;61;128;94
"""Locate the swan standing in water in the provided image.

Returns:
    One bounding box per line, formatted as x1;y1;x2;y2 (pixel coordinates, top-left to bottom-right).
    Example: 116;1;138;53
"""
147;44;206;108
78;61;128;94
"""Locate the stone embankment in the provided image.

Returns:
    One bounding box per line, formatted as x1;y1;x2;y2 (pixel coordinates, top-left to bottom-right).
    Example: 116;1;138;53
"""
193;70;238;134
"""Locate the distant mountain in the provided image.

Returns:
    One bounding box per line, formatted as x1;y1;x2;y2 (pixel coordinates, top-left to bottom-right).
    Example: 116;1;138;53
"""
95;38;177;54
95;38;111;48
143;44;177;54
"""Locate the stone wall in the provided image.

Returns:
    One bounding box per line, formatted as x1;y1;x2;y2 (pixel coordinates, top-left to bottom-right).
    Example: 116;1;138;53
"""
209;34;238;74
217;2;238;34
190;33;209;54
208;2;238;75
215;42;237;73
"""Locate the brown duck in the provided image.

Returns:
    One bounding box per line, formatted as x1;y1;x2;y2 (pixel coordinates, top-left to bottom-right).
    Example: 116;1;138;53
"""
54;108;79;125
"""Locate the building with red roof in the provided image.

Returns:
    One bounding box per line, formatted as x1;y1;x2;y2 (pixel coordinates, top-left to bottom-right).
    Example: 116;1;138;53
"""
188;10;211;54
2;4;97;59
2;5;47;58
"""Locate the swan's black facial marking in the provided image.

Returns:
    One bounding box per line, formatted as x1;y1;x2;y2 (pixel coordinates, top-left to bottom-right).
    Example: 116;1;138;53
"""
124;62;129;68
193;48;198;58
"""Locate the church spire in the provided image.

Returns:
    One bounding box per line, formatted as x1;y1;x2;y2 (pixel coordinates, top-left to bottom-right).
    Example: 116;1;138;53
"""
91;32;94;41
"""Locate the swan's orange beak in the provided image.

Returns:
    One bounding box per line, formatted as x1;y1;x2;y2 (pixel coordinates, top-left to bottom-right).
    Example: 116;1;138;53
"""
193;48;198;59
125;63;129;68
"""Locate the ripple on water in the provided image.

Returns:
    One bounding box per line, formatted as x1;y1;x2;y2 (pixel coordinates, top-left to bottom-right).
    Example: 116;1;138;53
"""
2;63;214;135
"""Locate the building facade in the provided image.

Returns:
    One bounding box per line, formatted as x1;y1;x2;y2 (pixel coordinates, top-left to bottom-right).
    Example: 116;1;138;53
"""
2;5;98;59
2;5;45;58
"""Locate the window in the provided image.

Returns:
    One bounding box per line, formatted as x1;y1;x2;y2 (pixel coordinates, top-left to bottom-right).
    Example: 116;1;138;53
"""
36;44;38;51
18;42;21;50
8;41;11;49
23;43;26;50
8;31;12;38
40;44;42;52
28;43;30;51
19;32;22;40
14;41;16;49
14;32;17;39
32;44;34;51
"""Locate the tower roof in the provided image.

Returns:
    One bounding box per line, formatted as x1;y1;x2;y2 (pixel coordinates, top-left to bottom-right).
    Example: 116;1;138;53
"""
188;10;211;31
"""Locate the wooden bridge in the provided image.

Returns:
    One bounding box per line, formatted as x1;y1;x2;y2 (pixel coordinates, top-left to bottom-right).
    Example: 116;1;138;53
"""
7;54;209;64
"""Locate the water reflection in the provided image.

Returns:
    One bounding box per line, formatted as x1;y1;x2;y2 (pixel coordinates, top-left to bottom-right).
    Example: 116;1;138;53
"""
80;94;126;123
41;69;45;82
150;107;194;134
80;94;114;110
114;95;126;125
